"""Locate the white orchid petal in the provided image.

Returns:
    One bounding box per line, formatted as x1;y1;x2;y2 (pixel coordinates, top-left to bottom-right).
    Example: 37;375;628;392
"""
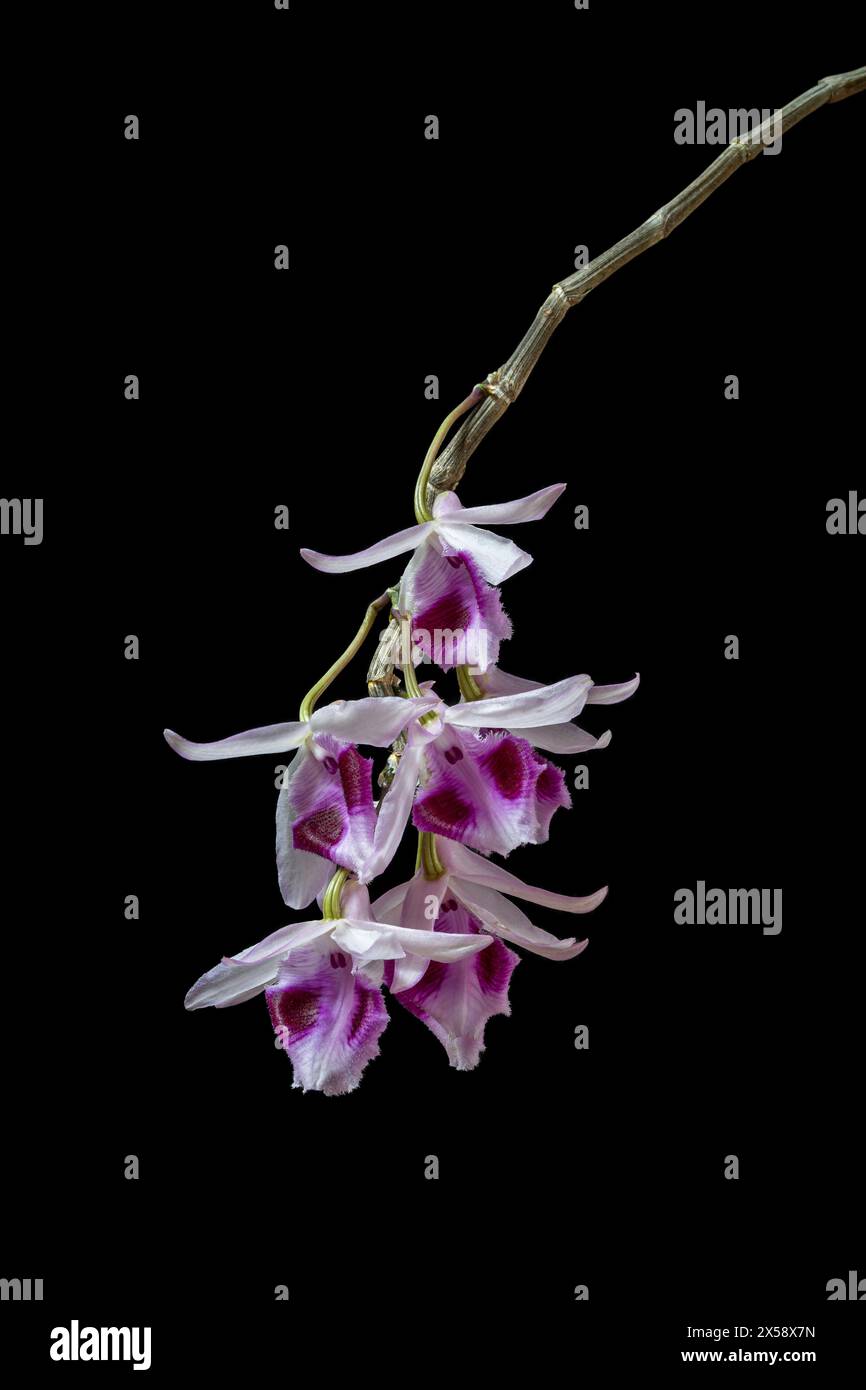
446;674;593;730
457;882;589;960
164;720;307;761
390;953;430;993
275;752;334;909
330;922;407;962
276;842;333;910
476;667;542;696
184;919;333;1011
436;522;532;585
520;722;611;754
586;672;641;705
340;881;373;920
356;742;426;885
381;924;494;962
310;695;436;746
371;879;412;923
300;522;432;574
330;917;491;965
439;482;566;527
439;834;608;911
185;956;283;1009
226;918;331;965
440;840;608;914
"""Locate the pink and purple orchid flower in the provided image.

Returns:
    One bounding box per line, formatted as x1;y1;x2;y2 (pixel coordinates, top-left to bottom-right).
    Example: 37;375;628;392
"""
165;693;438;908
301;483;565;672
183;848;606;1094
184;880;495;1095
165;430;638;1094
371;837;607;1072
165;668;626;891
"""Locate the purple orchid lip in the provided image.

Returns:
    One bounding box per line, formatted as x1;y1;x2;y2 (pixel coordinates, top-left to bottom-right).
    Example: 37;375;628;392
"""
398;538;513;673
412;725;570;857
388;897;520;1072
267;945;389;1096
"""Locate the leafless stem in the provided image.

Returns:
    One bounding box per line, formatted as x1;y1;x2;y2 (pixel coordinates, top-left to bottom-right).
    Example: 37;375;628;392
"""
368;67;865;694
426;67;866;502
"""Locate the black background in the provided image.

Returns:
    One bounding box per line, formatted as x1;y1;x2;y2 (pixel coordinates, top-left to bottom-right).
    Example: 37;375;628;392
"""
3;2;864;1375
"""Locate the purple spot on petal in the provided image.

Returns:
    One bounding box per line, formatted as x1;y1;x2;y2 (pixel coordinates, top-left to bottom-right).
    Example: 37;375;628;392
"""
536;760;569;804
414;786;476;838
339;746;373;815
270;987;320;1038
480;737;527;800
444;745;464;765
445;555;463;569
323;755;338;774
293;805;346;855
477;937;517;995
407;957;447;1002
417;580;471;631
349;985;380;1044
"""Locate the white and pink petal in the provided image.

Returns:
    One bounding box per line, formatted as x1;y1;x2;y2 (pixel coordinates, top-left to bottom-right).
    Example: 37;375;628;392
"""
275;749;334;909
439;839;608;915
432;482;566;528
454;880;590;960
300;521;433;574
447;673;593;731
518;722;611;754
435;521;532;586
184;917;331;1010
586;673;640;704
370;878;412;924
310;694;436;746
164;718;307;761
355;737;428;885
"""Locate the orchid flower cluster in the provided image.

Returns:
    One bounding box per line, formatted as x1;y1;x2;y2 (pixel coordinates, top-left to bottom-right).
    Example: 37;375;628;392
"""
165;389;638;1095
